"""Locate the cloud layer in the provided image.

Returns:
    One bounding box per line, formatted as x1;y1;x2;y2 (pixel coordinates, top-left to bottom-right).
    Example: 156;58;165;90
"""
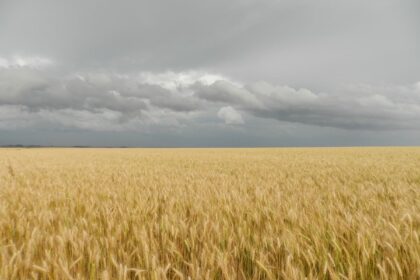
1;1;419;145
1;56;419;133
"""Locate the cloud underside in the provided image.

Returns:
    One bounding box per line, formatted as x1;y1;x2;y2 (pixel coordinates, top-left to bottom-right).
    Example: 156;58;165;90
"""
0;63;419;131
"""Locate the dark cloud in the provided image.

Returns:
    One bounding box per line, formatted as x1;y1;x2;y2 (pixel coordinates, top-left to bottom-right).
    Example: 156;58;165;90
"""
194;80;420;130
0;69;204;116
194;80;261;107
1;65;419;132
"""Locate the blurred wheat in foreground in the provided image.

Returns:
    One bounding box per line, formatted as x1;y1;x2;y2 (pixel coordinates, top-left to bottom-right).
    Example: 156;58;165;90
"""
0;148;419;279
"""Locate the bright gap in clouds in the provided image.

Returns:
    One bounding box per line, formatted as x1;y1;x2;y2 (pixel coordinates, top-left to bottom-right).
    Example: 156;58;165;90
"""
0;55;53;69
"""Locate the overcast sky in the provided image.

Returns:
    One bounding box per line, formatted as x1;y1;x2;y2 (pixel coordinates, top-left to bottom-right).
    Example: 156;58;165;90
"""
0;0;419;146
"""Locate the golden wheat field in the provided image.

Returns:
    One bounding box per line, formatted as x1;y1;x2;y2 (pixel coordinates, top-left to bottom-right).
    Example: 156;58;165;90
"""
0;148;419;280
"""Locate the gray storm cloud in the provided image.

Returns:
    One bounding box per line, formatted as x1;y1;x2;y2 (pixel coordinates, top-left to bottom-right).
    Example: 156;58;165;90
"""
196;80;420;130
0;0;419;145
1;63;419;132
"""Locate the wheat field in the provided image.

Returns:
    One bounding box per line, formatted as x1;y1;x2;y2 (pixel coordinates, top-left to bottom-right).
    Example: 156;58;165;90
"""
0;148;419;279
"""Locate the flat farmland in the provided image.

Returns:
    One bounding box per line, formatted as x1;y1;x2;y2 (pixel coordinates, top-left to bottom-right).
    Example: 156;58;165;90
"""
0;148;419;279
